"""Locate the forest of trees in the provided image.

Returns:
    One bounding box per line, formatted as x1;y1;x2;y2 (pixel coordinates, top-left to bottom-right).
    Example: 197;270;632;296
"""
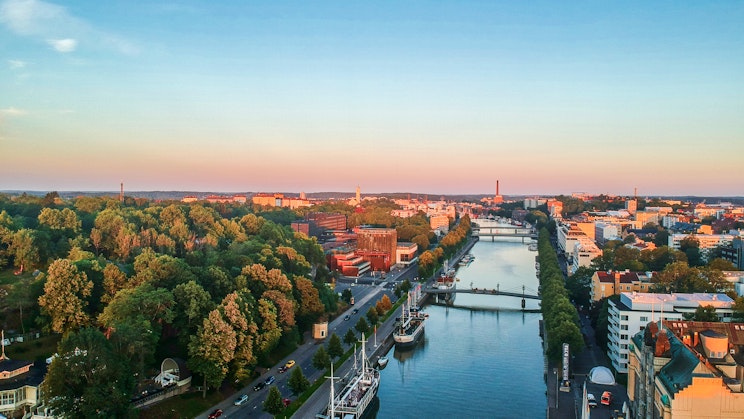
0;193;342;416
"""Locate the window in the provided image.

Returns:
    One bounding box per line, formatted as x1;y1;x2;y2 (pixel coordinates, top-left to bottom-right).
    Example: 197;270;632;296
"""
621;325;628;330
620;334;628;340
621;315;628;321
640;316;648;322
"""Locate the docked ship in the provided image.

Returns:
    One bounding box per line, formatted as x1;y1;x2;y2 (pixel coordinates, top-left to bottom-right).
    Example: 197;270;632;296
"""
393;288;426;348
434;268;457;304
458;254;474;266
323;334;380;419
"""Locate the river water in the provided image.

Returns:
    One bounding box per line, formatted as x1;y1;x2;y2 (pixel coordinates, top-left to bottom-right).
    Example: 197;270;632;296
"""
375;238;547;418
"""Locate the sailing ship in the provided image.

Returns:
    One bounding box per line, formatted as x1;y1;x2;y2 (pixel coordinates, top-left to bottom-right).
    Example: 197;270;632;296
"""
393;287;426;348
323;334;380;419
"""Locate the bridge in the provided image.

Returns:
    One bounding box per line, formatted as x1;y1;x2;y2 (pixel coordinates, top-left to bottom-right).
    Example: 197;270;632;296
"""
423;285;540;300
471;219;538;241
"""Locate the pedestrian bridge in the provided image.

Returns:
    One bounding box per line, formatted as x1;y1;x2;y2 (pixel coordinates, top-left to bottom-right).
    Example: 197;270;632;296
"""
471;219;537;241
423;285;540;300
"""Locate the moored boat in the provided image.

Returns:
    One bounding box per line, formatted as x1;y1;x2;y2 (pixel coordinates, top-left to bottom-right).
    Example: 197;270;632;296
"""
376;356;389;369
322;334;380;419
393;288;426;348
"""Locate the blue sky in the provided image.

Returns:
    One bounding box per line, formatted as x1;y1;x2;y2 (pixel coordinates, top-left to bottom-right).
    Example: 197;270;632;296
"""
1;1;743;196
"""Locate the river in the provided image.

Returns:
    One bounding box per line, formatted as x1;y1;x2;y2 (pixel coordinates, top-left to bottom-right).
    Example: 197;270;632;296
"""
374;238;547;418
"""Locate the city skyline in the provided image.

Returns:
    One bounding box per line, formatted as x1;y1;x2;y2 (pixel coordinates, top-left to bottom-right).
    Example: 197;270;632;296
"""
1;1;743;196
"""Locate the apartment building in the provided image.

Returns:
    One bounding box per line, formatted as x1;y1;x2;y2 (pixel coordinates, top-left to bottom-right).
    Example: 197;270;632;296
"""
608;292;734;373
628;321;744;418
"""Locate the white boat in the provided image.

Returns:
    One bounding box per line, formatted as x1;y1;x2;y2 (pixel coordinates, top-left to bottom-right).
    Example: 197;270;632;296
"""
528;243;538;251
434;269;457;304
376;356;389;369
324;334;380;419
393;288;426;348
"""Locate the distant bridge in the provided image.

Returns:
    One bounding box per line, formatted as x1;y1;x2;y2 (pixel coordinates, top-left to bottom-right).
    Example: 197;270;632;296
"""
471;219;537;241
423;286;541;300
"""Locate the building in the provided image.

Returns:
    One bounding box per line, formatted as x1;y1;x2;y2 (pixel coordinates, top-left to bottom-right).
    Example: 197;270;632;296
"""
668;233;735;254
721;237;744;270
395;242;418;265
355;228;397;271
306;212;347;231
252;193;311;209
626;198;638;215
430;215;450;233
595;221;621;245
570;237;602;274
0;347;44;417
327;248;371;277
628;321;744;418
590;270;656;302
608;292;734;373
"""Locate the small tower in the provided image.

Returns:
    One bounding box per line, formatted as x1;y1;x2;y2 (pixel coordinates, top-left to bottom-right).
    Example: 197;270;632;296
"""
356;185;361;203
119;181;124;202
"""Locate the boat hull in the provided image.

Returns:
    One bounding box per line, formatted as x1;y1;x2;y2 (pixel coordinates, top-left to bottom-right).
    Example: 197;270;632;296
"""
393;322;424;348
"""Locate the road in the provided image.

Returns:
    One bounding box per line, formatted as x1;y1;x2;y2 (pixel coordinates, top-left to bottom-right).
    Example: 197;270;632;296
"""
194;263;417;419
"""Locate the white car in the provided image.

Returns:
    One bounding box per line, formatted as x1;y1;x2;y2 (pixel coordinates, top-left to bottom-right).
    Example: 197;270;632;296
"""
234;394;249;406
587;393;597;408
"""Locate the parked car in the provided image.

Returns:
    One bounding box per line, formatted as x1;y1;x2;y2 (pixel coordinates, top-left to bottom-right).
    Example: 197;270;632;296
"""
265;375;276;385
587;393;597;408
207;409;223;419
352;308;359;314
344;315;350;321
253;382;266;392
279;359;295;373
601;391;612;406
283;398;291;407
234;394;249;406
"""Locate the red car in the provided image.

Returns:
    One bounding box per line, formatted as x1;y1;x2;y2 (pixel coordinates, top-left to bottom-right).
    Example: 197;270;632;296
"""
601;391;612;406
208;409;223;419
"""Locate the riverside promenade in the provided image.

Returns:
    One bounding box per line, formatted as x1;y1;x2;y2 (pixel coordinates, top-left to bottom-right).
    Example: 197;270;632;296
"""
293;236;479;418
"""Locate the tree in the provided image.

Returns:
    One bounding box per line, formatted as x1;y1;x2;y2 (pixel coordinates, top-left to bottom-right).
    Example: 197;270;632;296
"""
328;333;344;360
343;329;357;347
691;305;719;322
288;366;310;395
264;386;285;415
42;328;134;418
355;317;370;337
376;294;393;314
312;345;330;371
38;258;93;335
565;267;593;308
188;309;237;398
341;288;353;304
733;297;744;322
366;307;379;326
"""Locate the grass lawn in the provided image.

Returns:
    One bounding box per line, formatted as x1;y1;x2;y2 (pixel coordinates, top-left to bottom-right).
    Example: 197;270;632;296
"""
0;268;36;285
137;389;229;419
5;334;60;361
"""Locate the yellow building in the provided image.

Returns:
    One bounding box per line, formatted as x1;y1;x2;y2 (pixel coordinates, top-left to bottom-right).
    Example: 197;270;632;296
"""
590;270;656;302
628;321;744;418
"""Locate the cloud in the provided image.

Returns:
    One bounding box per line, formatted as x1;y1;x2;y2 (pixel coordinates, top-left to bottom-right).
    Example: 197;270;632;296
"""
0;107;28;117
0;0;137;55
47;37;76;52
8;59;26;69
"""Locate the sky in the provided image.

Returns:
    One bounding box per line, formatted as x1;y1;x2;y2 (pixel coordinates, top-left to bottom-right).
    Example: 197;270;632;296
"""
1;1;743;196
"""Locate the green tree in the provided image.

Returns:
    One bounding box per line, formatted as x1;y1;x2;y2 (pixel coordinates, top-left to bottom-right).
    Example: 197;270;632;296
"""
264;386;285;415
188;309;237;398
341;288;353;304
733;297;744;322
288;366;310;395
691;305;719;322
366;307;379;325
38;258;93;335
312;345;330;370
565;267;594;308
355;317;371;337
328;333;344;360
343;328;357;347
42;328;134;418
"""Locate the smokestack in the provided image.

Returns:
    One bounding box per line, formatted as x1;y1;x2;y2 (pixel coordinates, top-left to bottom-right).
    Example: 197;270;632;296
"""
120;182;124;202
496;180;500;197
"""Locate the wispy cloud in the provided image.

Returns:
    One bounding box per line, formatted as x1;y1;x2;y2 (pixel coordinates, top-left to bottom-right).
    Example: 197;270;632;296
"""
0;0;137;55
47;37;76;53
0;107;28;117
8;59;26;69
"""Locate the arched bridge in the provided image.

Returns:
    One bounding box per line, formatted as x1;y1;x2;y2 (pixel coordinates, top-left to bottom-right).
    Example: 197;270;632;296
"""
471;219;537;241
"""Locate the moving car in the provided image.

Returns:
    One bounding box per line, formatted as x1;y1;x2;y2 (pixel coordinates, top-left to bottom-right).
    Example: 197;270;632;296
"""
279;359;295;373
601;391;612;406
253;382;266;391
587;393;597;408
234;394;249;406
352;308;359;314
265;375;276;385
208;409;223;419
344;315;350;321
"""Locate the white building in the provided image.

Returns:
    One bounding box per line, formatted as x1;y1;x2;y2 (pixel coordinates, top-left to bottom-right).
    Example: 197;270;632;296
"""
594;221;620;245
607;292;734;373
668;233;735;252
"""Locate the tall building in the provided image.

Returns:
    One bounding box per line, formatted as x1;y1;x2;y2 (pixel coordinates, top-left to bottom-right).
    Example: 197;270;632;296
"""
608;292;734;373
355;227;397;271
628;321;744;418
